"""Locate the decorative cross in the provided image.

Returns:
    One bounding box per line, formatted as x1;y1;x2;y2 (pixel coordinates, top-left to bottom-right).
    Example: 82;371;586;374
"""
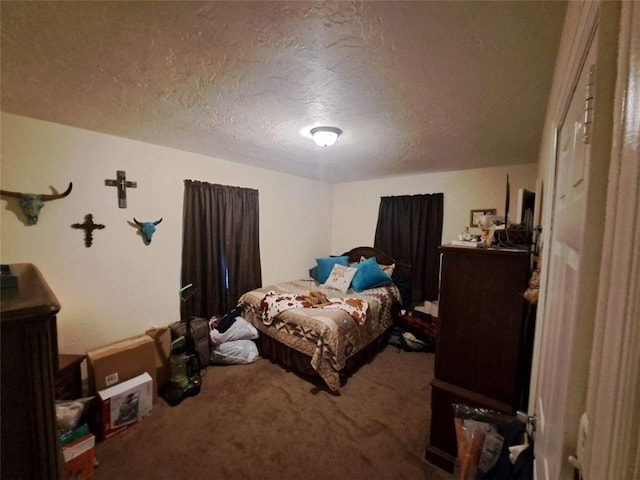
72;214;105;247
105;170;137;208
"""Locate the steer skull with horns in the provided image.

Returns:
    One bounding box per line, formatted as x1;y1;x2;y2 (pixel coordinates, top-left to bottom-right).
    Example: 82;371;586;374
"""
0;182;73;225
133;217;163;244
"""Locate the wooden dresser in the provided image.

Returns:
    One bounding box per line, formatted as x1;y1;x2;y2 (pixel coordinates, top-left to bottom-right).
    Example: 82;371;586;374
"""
425;245;534;472
1;263;61;479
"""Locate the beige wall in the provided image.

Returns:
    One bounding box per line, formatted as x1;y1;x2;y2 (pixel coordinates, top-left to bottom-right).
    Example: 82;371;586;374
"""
0;113;332;353
330;164;538;255
1;112;537;355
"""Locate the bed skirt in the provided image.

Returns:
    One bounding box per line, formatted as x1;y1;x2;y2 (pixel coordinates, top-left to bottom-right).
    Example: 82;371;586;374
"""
256;327;391;389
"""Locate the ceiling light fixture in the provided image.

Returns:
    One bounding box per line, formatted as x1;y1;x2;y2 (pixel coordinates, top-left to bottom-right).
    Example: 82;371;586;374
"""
310;126;342;147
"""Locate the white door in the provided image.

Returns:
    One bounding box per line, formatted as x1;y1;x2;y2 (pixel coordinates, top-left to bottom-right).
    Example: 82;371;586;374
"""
531;25;601;480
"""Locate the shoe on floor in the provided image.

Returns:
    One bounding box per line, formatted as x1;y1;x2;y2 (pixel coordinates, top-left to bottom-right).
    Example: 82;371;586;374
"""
401;331;427;351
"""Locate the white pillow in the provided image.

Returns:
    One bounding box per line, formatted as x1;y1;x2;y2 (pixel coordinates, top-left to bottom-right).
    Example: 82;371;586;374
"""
323;264;357;292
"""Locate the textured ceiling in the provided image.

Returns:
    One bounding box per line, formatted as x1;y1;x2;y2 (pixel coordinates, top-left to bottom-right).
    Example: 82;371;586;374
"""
1;1;566;184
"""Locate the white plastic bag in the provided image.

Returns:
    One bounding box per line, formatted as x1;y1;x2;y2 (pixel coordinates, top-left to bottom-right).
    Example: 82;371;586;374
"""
210;317;258;346
210;340;259;365
55;396;94;434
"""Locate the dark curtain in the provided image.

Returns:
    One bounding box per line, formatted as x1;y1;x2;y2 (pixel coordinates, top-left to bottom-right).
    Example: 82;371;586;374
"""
181;180;262;320
374;193;443;303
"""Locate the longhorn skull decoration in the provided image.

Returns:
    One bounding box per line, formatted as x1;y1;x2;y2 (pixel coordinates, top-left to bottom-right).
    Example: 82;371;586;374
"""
0;182;73;225
133;218;162;244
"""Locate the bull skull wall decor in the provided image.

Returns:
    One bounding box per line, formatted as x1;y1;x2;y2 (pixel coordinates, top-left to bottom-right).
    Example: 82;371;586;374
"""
0;182;73;225
133;218;162;245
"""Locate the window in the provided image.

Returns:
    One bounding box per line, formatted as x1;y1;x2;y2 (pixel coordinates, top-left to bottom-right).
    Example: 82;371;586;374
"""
374;193;443;303
181;180;262;319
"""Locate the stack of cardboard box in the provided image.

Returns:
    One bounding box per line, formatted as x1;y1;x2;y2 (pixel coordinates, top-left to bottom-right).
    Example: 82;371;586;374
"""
85;327;171;440
57;327;172;478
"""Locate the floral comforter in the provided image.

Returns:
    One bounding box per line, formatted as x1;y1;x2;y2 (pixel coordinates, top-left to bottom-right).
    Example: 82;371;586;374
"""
238;279;400;391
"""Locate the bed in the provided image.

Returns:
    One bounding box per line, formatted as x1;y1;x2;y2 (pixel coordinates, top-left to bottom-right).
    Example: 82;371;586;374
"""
238;246;411;392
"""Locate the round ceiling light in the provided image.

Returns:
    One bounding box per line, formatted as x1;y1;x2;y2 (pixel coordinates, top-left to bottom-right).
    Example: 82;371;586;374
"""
310;126;342;147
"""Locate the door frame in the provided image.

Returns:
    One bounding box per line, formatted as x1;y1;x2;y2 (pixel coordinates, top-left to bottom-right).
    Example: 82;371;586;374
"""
528;1;600;418
583;1;640;477
530;1;639;478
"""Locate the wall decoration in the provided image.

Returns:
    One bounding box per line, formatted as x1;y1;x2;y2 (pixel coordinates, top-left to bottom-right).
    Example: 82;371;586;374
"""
470;208;496;228
72;214;105;247
105;171;137;208
132;218;163;245
0;182;73;225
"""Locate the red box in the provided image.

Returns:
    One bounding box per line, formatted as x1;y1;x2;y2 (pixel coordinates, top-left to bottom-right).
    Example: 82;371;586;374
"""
62;434;95;480
396;310;438;345
97;372;153;440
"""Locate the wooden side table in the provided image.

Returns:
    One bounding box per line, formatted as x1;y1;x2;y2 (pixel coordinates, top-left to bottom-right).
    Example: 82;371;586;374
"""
56;354;86;400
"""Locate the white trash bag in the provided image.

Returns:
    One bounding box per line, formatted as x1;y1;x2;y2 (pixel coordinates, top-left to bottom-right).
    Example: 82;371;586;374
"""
210;339;259;365
210;317;258;346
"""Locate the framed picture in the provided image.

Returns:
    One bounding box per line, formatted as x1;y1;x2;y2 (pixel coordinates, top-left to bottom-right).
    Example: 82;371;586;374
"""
470;209;496;227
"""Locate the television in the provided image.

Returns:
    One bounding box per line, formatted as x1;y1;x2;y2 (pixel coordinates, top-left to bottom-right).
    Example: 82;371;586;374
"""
516;188;536;232
493;174;534;248
505;174;510;229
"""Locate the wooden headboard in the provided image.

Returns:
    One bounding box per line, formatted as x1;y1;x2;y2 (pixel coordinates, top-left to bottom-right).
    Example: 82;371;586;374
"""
341;246;412;278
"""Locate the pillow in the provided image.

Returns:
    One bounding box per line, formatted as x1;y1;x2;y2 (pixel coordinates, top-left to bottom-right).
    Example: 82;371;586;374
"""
352;256;392;292
323;264;357;292
381;263;396;276
360;256;395;276
315;256;350;284
309;265;319;280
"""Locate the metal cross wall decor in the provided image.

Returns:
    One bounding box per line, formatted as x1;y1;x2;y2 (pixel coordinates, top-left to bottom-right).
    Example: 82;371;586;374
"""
72;213;105;247
105;170;137;208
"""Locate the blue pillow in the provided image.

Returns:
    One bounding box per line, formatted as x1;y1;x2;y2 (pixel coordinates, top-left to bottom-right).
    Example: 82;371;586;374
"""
351;256;392;292
309;265;319;280
316;256;350;284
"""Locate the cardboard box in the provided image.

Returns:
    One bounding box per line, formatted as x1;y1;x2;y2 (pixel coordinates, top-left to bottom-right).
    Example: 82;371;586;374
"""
145;326;172;395
62;433;95;479
97;372;152;440
87;334;157;402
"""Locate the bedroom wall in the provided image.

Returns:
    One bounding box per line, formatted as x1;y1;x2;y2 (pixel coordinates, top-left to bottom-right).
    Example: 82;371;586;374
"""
1;112;538;355
329;163;539;255
0;113;332;354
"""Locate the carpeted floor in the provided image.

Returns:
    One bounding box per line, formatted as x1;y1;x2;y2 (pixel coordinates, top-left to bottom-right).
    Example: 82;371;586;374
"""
94;345;455;480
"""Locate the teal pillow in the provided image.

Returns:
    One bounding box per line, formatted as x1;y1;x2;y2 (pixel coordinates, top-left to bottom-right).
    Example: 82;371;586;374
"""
352;256;392;292
309;265;319;280
316;256;349;284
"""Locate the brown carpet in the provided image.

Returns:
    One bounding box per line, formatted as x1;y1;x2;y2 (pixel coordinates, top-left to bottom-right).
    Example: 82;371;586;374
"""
94;345;455;480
